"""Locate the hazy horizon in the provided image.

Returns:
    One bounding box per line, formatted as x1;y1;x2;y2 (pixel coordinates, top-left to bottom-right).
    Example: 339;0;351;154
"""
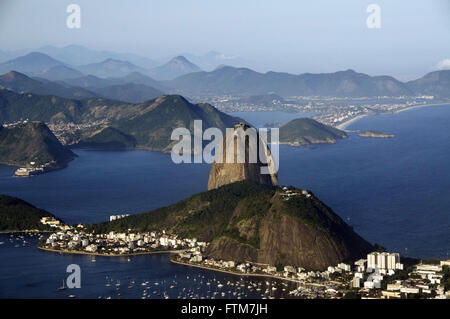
1;0;449;80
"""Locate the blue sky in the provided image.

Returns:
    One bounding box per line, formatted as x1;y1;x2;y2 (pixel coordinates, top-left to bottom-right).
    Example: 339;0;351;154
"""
0;0;449;79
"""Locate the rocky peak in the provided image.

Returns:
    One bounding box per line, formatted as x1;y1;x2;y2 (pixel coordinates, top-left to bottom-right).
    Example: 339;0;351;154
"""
207;123;278;190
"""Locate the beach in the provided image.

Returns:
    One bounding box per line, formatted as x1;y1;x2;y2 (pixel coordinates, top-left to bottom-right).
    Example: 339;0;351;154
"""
335;103;446;130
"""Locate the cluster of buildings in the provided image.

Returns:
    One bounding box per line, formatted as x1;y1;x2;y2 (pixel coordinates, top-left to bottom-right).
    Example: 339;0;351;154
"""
349;253;450;299
280;186;312;200
42;227;206;256
40;216;70;231
175;248;450;299
1;120;30;127
109;214;130;221
380;262;450;299
47;119;108;145
15;161;56;176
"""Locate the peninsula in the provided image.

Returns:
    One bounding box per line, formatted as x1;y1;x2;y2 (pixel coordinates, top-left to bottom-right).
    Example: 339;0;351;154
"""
0;121;76;175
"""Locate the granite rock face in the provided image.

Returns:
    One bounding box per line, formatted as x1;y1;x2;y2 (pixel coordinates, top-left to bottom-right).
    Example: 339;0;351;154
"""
207;123;278;190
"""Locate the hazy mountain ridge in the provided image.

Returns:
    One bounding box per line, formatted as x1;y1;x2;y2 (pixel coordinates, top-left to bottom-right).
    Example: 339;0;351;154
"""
1;51;449;98
89;83;164;103
148;56;202;80
168;67;419;97
0;89;241;152
0;71;97;99
0;71;164;103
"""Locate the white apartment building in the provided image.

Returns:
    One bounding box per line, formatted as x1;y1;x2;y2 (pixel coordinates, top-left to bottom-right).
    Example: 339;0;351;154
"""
367;252;403;271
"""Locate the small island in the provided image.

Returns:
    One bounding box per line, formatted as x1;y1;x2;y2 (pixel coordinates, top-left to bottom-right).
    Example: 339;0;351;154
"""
279;118;348;146
359;130;395;138
0;121;76;176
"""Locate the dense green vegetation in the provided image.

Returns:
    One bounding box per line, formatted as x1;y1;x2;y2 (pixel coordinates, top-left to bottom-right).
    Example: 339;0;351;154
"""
73;127;136;150
0;90;241;152
0;195;57;231
90;180;373;269
279;118;347;145
0;121;75;167
442;266;450;291
91;83;163;103
90;181;274;243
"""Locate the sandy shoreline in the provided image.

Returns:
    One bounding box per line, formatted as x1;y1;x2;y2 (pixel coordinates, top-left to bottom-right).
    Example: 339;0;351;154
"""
335;114;369;130
170;259;311;285
335;102;449;130
38;246;184;257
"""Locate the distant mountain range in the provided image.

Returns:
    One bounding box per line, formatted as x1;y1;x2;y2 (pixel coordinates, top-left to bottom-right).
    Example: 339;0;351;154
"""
0;52;65;75
0;71;97;99
61;72;165;91
36;65;84;81
0;50;449;99
0;45;242;71
0;71;164;103
0;51;201;81
34;45;159;69
148;56;202;81
181;51;250;71
76;58;149;78
90;83;163;104
168;67;415;97
0;89;241;152
406;70;450;98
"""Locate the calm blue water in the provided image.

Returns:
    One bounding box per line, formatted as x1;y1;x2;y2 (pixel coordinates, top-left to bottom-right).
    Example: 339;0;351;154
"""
0;151;210;224
0;234;289;299
0;105;449;298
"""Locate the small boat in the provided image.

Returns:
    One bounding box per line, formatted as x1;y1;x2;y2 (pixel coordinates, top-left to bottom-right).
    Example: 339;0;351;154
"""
68;295;76;298
58;280;66;290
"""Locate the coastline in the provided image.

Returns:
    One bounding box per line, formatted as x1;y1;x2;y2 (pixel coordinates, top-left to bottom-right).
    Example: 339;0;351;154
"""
335;102;450;130
170;258;308;285
37;246;184;257
335;114;369;130
393;102;447;114
0;230;52;234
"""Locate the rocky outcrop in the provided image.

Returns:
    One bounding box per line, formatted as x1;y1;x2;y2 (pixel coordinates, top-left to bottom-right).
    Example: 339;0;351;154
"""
204;188;373;270
207;123;278;190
